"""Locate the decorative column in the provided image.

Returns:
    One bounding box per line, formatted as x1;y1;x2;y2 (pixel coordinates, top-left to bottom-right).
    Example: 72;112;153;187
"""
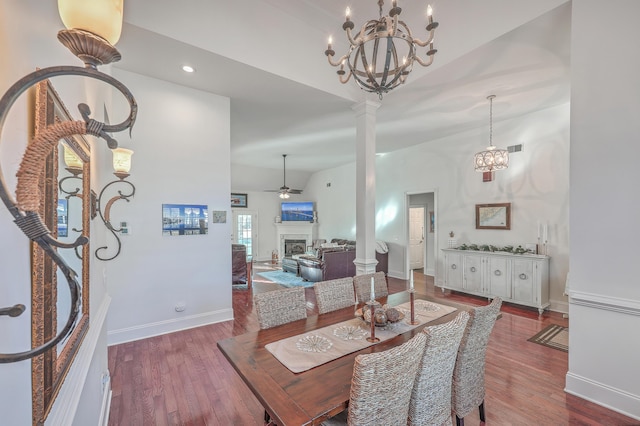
352;99;380;275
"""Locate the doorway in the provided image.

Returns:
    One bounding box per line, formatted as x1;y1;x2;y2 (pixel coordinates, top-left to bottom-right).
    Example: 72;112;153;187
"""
407;191;437;278
233;210;258;256
409;206;425;271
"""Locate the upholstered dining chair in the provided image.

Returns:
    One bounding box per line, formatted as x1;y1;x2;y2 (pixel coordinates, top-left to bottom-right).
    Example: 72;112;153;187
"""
254;287;307;330
323;332;428;425
451;297;502;426
353;271;388;302
408;311;470;426
314;277;356;314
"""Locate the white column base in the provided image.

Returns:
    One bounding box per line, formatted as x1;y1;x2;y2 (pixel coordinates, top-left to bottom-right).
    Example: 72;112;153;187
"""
354;257;379;275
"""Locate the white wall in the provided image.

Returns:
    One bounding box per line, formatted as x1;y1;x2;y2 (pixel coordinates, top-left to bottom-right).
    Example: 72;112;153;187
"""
566;1;640;420
105;69;232;345
304;104;570;311
303;163;358;241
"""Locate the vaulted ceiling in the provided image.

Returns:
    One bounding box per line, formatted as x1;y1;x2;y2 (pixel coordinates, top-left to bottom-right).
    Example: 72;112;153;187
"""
114;0;571;191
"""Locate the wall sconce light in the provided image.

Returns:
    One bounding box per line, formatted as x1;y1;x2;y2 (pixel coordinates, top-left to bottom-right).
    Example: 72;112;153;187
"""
0;0;137;362
58;144;84;198
95;148;135;261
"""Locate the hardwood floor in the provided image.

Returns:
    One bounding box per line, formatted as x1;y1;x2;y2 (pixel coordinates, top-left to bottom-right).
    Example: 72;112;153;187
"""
108;264;638;425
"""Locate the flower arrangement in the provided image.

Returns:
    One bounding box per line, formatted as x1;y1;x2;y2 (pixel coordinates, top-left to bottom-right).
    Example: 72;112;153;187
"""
455;243;533;254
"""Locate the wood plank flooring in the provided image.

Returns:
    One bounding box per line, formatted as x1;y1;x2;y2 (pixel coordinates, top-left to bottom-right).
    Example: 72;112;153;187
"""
108;264;638;425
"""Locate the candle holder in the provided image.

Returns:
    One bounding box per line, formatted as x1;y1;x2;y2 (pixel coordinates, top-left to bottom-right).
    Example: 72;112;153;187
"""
408;289;420;325
366;301;380;343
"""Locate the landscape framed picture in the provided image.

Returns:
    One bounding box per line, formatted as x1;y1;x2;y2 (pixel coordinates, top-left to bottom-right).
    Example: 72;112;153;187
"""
476;202;511;230
231;193;247;208
162;203;209;236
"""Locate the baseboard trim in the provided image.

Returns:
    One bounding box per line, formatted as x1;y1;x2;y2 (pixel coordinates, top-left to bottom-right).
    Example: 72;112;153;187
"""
565;372;640;421
387;268;403;280
425;268;435;277
107;308;234;346
549;298;568;314
569;291;640;316
46;295;111;426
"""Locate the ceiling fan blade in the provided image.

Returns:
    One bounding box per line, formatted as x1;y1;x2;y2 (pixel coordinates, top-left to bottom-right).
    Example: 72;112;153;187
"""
288;189;303;194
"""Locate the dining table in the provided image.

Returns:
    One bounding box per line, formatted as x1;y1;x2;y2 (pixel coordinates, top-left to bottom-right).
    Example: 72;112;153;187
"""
217;292;471;426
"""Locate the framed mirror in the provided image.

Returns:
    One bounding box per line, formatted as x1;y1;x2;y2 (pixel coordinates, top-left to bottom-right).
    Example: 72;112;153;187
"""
31;79;91;425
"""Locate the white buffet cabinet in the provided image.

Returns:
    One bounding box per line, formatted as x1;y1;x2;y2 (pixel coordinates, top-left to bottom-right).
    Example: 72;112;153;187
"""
441;249;550;314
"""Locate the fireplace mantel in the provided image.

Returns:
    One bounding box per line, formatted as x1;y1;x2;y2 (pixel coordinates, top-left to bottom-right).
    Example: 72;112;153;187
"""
275;222;318;258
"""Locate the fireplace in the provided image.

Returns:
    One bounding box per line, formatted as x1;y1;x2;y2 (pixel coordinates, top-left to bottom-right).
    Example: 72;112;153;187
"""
274;223;317;260
284;239;307;257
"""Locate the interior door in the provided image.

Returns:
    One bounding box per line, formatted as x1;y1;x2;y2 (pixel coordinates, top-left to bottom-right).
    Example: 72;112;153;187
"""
233;210;257;256
409;207;425;270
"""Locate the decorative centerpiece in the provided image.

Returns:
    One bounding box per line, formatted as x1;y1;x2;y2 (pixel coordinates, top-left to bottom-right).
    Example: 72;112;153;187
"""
356;303;405;327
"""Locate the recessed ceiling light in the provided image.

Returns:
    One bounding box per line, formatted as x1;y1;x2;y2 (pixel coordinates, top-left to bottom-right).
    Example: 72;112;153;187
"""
182;65;195;73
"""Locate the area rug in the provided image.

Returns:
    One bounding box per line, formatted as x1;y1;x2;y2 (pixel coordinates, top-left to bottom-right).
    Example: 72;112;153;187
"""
256;270;315;288
528;324;568;352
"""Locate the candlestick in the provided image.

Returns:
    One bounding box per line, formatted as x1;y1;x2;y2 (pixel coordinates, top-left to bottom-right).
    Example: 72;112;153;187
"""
409;289;419;325
543;223;548;243
410;270;414;291
370;276;375;302
366;301;380;343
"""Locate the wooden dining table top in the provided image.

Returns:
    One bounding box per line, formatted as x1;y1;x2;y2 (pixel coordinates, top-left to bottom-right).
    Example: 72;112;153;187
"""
216;292;470;426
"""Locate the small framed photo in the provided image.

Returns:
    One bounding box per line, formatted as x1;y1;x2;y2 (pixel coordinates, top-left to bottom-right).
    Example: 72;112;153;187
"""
231;193;247;208
476;203;511;230
212;210;227;223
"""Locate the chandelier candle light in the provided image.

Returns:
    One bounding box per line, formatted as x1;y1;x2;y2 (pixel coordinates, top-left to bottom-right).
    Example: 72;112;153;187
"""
474;95;509;172
325;0;439;98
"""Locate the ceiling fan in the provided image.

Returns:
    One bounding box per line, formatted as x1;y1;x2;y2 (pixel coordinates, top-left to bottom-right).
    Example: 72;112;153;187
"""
265;154;303;199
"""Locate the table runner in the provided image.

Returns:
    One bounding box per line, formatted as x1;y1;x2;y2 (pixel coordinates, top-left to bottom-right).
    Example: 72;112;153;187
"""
265;300;456;373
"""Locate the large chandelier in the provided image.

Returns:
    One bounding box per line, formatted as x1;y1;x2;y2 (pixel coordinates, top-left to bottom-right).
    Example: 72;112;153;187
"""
324;0;439;98
474;95;509;172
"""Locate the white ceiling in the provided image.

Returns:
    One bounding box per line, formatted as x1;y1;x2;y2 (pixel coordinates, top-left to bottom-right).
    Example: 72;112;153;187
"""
113;0;571;191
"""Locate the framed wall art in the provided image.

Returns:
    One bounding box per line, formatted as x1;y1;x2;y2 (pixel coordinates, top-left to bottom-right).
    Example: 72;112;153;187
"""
476;202;511;230
162;203;209;235
231;193;247;208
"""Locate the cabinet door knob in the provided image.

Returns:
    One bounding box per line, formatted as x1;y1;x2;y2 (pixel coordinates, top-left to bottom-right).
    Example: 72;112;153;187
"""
519;273;528;280
451;264;457;270
494;270;502;276
470;266;476;272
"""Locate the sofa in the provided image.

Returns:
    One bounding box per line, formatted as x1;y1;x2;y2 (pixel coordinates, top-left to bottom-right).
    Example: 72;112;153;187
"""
297;239;388;282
